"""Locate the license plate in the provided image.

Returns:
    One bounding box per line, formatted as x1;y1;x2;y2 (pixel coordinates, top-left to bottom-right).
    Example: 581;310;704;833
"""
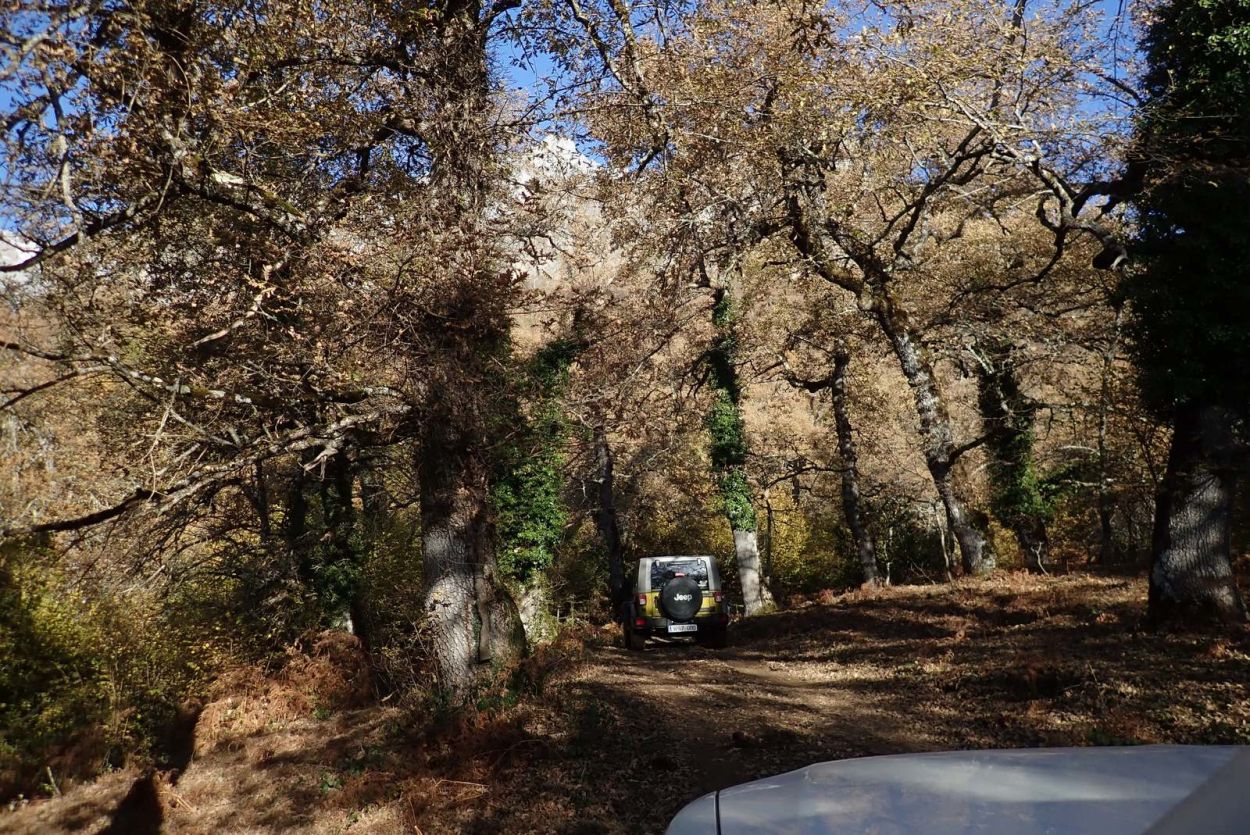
667;623;697;633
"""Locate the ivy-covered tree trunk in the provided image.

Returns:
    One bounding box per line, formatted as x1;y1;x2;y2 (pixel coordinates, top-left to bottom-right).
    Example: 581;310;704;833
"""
831;348;879;586
286;462;314;588
708;287;774;615
1148;402;1248;626
974;337;1049;574
493;335;585;643
868;291;996;576
320;451;367;637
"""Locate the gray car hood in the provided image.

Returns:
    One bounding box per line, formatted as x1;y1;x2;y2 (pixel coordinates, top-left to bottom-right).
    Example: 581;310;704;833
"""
666;745;1243;835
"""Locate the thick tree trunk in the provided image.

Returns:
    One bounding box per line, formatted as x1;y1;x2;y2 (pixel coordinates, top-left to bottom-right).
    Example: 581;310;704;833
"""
419;421;524;692
474;555;524;665
593;425;627;605
515;578;555;644
870;292;995;576
419;486;477;691
1148;402;1248;627
733;529;773;614
725;506;775;613
831;349;879;586
973;337;1049;574
412;0;524;692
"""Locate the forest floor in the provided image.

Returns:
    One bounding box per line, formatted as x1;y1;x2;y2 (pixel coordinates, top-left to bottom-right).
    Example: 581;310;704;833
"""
5;572;1250;834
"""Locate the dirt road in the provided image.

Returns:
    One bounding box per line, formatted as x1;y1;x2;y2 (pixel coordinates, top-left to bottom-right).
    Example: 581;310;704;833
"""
490;574;1250;834
6;574;1249;835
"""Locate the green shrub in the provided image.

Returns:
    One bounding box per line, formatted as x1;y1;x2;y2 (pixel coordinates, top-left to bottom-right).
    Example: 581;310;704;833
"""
0;542;221;799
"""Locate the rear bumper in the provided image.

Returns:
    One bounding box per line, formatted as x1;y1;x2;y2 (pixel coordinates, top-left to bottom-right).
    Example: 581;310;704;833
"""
630;613;728;635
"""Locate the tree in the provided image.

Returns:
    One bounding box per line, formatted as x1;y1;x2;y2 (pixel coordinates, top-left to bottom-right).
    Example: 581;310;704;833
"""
706;284;775;613
781;341;881;587
545;0;1118;576
971;336;1051;573
1129;0;1250;626
0;0;529;691
0;0;433;601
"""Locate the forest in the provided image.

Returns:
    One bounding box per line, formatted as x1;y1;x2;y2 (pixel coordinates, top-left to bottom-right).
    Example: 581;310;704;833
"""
1;0;1249;832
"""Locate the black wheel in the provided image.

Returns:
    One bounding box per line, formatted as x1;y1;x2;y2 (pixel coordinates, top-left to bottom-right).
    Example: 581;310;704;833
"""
659;576;703;621
623;620;646;650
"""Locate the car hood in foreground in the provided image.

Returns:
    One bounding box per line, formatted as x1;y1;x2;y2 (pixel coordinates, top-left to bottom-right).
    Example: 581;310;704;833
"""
666;745;1244;835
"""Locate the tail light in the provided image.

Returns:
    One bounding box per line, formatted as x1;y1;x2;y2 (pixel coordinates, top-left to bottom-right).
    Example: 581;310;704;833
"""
714;591;724;603
637;592;647;606
634;617;647;627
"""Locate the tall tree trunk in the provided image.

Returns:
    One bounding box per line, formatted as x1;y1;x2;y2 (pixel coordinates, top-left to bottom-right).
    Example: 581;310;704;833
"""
414;0;525;692
321;451;364;636
707;286;775;614
593;425;627;606
419;420;524;691
286;461;314;588
783;159;993;577
1148;402;1248;627
763;488;775;587
354;459;390;649
418;438;478;692
869;291;996;576
831;348;880;586
973;336;1049;574
733;529;770;611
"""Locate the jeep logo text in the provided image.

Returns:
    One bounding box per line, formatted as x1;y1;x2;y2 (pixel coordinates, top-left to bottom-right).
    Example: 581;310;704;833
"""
674;594;692;602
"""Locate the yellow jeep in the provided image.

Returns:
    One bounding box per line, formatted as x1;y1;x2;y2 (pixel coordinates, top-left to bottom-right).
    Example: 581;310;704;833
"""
621;555;729;650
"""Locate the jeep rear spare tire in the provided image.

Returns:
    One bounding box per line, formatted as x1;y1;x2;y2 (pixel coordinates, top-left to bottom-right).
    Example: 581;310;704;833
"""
660;576;702;621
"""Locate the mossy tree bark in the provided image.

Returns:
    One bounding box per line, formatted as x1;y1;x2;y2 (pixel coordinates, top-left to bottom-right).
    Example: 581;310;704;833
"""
708;287;775;615
973;337;1050;574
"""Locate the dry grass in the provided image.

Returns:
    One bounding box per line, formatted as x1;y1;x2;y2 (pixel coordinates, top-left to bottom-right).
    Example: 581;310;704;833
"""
4;572;1248;834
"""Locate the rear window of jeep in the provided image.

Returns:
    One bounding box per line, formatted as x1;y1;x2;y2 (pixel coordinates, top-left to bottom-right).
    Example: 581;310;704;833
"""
650;558;709;591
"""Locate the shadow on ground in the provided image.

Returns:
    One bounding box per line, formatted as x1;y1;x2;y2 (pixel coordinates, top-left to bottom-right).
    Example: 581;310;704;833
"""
4;574;1247;835
460;575;1250;834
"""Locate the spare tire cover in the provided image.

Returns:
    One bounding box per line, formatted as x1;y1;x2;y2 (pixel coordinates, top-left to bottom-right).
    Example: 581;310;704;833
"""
660;576;703;621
